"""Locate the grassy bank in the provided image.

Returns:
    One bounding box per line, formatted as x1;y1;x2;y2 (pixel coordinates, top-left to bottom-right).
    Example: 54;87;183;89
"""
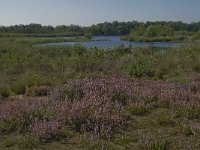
121;35;188;42
0;36;199;149
16;36;90;45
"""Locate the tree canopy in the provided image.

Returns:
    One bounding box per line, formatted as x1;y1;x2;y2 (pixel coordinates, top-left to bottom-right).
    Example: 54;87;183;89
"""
0;21;200;37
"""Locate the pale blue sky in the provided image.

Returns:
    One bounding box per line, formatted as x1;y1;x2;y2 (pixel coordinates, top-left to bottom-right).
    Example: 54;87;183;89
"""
0;0;200;26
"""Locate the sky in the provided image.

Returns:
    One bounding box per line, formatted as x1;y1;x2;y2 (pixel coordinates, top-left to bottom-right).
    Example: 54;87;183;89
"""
0;0;200;26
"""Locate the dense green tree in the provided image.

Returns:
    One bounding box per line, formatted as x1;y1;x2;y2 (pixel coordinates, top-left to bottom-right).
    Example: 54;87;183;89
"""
130;24;146;36
144;24;173;37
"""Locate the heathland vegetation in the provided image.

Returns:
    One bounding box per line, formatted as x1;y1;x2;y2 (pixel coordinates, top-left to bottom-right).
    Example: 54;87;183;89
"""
0;21;200;149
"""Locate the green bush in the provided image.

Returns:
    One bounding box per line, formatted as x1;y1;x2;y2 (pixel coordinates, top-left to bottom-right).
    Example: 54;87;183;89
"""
192;31;200;40
0;87;11;97
124;55;155;78
11;82;26;95
0;118;18;133
111;91;128;105
128;106;149;116
3;138;16;148
25;74;43;87
185;108;200;120
176;108;200;120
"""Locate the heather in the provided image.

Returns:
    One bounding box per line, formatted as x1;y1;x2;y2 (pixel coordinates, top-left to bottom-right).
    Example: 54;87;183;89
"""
0;76;199;149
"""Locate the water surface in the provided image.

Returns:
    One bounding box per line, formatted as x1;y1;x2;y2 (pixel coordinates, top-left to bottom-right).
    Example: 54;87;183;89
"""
41;36;182;48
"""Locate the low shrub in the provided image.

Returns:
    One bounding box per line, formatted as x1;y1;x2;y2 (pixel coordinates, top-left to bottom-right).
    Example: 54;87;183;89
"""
184;108;200;120
11;83;26;95
3;138;16;148
0;76;199;147
128;101;149;116
124;55;155;78
25;86;50;97
111;91;129;105
0;87;11;97
29;119;61;142
25;74;43;87
0;118;18;133
176;108;200;120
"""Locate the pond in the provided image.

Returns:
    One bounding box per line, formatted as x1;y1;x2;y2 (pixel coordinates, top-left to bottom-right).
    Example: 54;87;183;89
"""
41;36;183;48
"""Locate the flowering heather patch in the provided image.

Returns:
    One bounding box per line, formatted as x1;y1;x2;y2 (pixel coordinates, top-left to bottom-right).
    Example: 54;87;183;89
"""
0;97;59;133
0;76;199;144
51;76;134;103
66;94;124;135
51;77;127;136
29;119;61;142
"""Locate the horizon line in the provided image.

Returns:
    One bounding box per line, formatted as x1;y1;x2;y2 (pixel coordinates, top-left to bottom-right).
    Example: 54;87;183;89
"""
1;20;200;28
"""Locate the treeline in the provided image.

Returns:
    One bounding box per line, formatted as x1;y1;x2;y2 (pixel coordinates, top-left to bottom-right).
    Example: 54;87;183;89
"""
122;21;200;42
88;21;200;36
0;21;135;35
0;21;200;36
0;24;84;36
